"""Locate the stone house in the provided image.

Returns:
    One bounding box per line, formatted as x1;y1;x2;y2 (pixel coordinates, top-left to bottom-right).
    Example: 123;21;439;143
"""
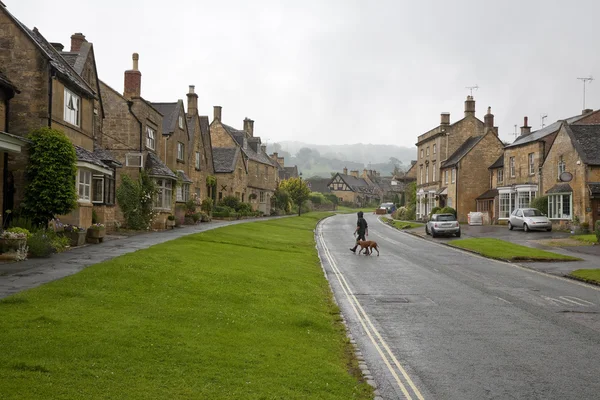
415;96;485;220
0;71;28;227
210;107;277;213
0;5;113;229
212;147;247;203
541;118;600;229
327;167;381;206
440;108;504;223
99;54;177;229
270;152;299;183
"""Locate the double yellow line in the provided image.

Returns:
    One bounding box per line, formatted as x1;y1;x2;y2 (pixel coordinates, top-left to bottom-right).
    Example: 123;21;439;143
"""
316;225;425;400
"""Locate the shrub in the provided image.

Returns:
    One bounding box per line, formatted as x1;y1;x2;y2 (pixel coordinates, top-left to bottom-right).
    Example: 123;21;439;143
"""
167;215;175;221
429;206;442;217
404;204;416;221
391;207;407;220
191;213;201;223
596;221;600;242
116;171;158;230
91;209;99;224
440;206;456;217
530;195;548;216
5;227;32;239
220;196;240;210
200;198;213;214
184;198;197;215
199;212;211;222
580;222;590;233
236;202;253;216
27;230;56;258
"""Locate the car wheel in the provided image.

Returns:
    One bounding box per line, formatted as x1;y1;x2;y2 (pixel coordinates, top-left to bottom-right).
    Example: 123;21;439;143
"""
425;225;429;235
431;228;437;238
546;227;552;232
524;223;530;232
456;230;461;238
508;222;513;230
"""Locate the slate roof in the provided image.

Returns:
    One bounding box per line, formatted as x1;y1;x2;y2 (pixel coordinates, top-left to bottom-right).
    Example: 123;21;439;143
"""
284;166;298;179
489;155;504;169
476;188;498;200
199;116;213;167
74;145;111;171
440;135;484;168
505;113;586;148
588;183;600;196
93;144;122;167
213;147;240;173
151;102;180;136
222;123;274;166
546;183;573;194
0;70;19;95
177;170;192;183
145;152;177;179
565;124;600;165
306;178;331;193
60;42;91;75
330;173;379;195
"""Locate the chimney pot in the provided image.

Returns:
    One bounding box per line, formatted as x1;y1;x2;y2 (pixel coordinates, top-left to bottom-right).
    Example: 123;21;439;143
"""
213;106;222;122
70;32;86;52
189;85;195;94
464;96;476;116
484;106;494;128
440;112;450;125
186;84;198;116
343;167;348;175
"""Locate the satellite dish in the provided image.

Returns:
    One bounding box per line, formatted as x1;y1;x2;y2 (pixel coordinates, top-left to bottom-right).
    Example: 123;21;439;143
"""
559;171;573;182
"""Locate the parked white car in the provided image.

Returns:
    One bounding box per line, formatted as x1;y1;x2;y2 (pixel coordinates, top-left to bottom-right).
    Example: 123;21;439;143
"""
425;213;461;237
508;208;552;232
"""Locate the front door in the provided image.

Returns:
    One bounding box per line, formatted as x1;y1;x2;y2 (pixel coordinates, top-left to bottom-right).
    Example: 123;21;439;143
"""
593;199;600;230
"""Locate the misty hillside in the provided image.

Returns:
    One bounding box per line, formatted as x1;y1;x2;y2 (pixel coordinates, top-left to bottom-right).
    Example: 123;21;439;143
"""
266;141;416;178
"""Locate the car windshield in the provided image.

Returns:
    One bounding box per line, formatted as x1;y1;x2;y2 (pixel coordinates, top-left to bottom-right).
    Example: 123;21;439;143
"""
437;214;455;221
523;209;543;217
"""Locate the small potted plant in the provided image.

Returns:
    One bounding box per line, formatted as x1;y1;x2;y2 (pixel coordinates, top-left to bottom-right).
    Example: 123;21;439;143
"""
62;224;86;247
87;222;106;243
166;215;176;229
0;228;29;252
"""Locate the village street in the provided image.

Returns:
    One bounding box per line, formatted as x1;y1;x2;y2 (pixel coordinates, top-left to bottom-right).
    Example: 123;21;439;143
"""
317;213;600;400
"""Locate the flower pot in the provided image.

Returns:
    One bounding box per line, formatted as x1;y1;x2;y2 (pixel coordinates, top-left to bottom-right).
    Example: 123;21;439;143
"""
0;238;26;252
167;220;176;228
86;227;105;244
62;231;86;247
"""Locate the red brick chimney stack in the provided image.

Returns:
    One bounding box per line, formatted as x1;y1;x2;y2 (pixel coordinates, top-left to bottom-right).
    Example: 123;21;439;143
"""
187;85;198;116
123;53;141;99
70;33;86;52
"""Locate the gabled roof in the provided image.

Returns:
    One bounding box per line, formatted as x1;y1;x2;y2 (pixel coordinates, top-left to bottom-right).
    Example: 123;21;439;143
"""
306;178;331;193
489;154;504;169
74;145;111;171
441;135;484;168
564;124;600;166
213;147;240;173
476;188;498;200
506;113;587;149
145;152;177;179
329;173;379;195
221;123;274;166
546;183;573;194
151;101;186;137
177;170;192;183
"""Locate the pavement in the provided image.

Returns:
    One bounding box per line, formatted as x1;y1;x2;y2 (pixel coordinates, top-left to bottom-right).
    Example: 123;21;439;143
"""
406;222;600;276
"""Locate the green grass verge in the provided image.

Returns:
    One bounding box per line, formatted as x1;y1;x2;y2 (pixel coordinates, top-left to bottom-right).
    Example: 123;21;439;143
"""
569;269;600;284
381;217;423;230
0;212;372;400
572;234;599;244
449;238;582;262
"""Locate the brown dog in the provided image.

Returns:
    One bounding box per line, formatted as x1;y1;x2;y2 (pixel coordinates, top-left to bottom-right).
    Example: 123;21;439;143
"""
357;240;379;256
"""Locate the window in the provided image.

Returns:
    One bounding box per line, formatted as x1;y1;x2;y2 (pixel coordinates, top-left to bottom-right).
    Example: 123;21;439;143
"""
176;183;190;202
425;165;429;183
426;147;430;156
195;152;201;170
177;142;184;161
154;179;173;209
218;192;223;201
126;153;143;167
499;192;516;219
64;88;80;127
548;193;572;219
420;166;423;184
451;168;456;183
509;157;515;177
444;170;448;184
528;153;535;175
420;149;423;158
178;116;184;129
105;174;115;205
265;165;268;180
146;127;156;150
497;169;504;184
517;190;536;209
558;156;566;178
92;175;104;203
432;162;436;181
78;169;91;201
260;191;265;203
433;144;436;154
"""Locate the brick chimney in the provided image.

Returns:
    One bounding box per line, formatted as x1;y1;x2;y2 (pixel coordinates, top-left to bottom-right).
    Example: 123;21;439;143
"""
440;112;450;125
520;116;531;136
123;53;141;99
343;167;348;175
351;170;359;178
362;169;368;178
582;108;593;115
464;95;475;117
213;106;222;121
187;85;198;116
484;106;494;128
50;42;64;52
70;33;86;52
243;117;254;137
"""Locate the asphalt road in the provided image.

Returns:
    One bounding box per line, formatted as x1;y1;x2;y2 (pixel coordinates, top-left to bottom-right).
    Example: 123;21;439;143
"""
317;213;600;400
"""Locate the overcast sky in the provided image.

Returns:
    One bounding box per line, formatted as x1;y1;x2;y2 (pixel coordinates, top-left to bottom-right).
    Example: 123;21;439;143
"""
7;0;600;148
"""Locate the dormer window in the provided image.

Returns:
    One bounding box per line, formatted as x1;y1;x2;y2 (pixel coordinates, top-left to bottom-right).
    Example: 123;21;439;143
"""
64;88;80;127
177;142;185;161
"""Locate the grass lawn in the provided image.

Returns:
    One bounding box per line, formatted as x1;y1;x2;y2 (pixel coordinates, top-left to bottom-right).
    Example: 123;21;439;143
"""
449;238;582;262
572;234;599;244
569;269;600;284
381;217;423;230
0;212;372;400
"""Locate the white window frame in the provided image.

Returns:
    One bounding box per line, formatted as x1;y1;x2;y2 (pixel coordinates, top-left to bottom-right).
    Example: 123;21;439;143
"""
528;153;535;175
64;88;81;127
451;168;456;183
432;162;436;181
444;170;448;184
499;191;515;219
146;126;156;150
509;157;515;177
548;193;572;220
497;169;504;184
195;152;201;170
260;191;265;203
154;179;173;209
178;116;184;129
92;174;104;204
125;153;143;167
176;183;190;202
77;169;91;202
425;165;429;183
177;142;184;161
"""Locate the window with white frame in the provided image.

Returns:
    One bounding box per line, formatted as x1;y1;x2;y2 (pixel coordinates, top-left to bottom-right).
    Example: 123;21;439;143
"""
154;179;173;209
125;153;143;167
433;144;436;154
177;142;184;161
499;192;516;219
176;183;190;202
146;126;156;150
497;169;504;184
105;174;115;205
195;152;201;170
178;116;184;129
425;165;429;183
64;88;80;127
92;175;104;203
428;194;436;213
557;156;565;178
548;193;571;219
528;153;535;175
78;169;91;201
451;168;456;183
444;170;448;184
432;162;436;181
517;190;537;209
509;157;515;177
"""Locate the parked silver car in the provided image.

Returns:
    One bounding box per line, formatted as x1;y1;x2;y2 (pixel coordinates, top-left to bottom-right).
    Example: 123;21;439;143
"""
508;208;552;232
425;213;461;237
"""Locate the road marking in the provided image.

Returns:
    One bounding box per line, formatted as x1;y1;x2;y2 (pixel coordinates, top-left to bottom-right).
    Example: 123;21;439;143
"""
542;296;573;306
496;296;512;304
559;296;595;306
317;224;425;400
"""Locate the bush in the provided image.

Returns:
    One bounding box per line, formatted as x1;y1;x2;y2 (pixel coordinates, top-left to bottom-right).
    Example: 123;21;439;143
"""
440;206;456;217
530;195;548;216
596;221;600;242
5;227;32;239
404;204;416;221
236;202;253;216
392;206;407;220
429;207;442;217
27;230;55;258
192;213;201;223
199;212;211;222
116;171;158;230
220;196;239;210
200;198;213;214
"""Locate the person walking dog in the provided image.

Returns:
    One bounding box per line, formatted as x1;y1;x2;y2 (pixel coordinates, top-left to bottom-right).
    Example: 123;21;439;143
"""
350;211;368;254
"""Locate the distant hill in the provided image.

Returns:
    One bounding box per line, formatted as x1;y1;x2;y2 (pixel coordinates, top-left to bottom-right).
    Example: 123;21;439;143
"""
266;141;416;178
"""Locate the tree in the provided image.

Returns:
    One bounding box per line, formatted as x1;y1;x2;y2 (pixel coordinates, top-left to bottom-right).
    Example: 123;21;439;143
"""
22;127;77;227
279;177;311;216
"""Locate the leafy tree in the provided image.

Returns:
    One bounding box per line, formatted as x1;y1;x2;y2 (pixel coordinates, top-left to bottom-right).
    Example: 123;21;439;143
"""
279;177;311;216
116;170;158;230
22;127;77;227
272;185;291;213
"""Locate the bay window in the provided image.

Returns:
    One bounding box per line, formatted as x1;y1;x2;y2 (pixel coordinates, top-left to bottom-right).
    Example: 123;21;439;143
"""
78;169;91;201
154;179;173;209
548;193;572;219
499;191;516;219
176;183;190;202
